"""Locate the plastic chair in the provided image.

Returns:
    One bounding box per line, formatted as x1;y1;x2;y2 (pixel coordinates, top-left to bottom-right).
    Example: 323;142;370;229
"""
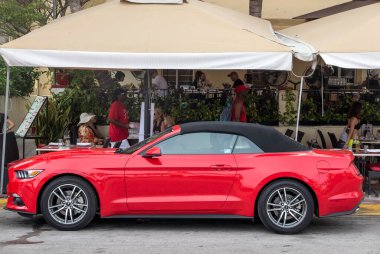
102;138;111;148
317;130;327;149
366;163;380;197
328;132;339;148
113;141;122;148
296;131;305;143
285;129;293;137
70;125;78;145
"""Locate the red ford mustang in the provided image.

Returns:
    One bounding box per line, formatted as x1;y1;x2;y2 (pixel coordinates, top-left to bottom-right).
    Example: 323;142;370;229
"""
6;122;363;234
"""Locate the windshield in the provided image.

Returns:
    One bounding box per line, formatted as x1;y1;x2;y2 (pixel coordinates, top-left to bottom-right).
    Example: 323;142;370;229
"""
120;128;173;154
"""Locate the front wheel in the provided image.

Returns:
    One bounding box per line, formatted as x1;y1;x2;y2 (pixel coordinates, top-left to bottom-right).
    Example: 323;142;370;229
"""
257;180;314;234
40;176;97;231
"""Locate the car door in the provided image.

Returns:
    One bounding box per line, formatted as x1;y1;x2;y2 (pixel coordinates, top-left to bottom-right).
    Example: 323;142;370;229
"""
125;132;238;212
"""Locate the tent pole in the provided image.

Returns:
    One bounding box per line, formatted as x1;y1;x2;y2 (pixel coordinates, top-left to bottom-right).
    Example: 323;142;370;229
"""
295;77;304;142
321;65;324;117
53;0;57;19
1;65;10;194
144;70;151;139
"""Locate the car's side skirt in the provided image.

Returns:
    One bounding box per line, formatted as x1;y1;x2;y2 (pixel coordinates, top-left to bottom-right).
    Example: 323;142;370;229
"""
103;214;254;220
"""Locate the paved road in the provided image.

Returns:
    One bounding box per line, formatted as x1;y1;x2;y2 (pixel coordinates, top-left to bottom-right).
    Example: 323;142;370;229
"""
0;207;379;254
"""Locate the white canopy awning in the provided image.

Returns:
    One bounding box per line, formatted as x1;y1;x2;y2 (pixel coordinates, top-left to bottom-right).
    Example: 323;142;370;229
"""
280;3;380;69
0;0;306;70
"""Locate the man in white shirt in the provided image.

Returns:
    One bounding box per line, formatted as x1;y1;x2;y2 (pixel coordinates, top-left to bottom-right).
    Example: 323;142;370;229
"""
151;70;168;97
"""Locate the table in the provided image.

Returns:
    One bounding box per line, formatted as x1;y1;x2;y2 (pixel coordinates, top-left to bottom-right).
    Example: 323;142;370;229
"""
36;145;96;154
353;151;380;196
359;140;380;145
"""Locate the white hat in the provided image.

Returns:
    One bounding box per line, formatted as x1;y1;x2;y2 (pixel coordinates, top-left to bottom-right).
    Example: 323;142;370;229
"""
77;113;95;126
370;70;380;78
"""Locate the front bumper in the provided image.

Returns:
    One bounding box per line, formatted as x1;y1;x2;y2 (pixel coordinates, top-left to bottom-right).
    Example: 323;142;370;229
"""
6;178;39;214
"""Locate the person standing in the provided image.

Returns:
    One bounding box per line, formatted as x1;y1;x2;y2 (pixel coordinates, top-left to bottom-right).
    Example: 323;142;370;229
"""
0;113;15;133
151;70;168;97
192;71;203;89
228;71;244;88
107;89;130;149
231;84;249;122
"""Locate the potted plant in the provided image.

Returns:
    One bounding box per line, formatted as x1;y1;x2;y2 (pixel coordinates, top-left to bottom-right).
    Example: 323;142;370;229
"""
279;88;297;126
300;97;321;125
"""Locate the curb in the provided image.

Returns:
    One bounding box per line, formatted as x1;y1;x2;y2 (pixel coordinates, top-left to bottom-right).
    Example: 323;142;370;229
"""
356;204;380;216
0;198;6;208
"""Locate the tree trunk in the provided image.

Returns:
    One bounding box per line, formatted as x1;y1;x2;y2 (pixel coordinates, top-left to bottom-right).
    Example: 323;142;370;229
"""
67;0;81;13
249;0;263;18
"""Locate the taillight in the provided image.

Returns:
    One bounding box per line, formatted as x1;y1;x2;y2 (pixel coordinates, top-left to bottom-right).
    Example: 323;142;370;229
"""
349;162;361;176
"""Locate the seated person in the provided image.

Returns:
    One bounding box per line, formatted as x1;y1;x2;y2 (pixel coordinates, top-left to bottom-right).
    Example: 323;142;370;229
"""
192;71;212;89
161;109;175;131
362;70;380;90
77;113;103;144
153;107;164;135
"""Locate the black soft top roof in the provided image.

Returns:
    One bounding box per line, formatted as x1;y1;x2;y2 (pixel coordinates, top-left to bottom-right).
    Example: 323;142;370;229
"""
179;122;310;153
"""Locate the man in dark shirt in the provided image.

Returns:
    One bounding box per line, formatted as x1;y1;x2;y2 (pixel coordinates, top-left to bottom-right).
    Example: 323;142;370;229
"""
228;71;244;88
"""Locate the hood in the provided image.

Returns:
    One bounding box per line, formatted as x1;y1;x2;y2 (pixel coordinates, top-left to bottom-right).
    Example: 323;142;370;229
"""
10;148;120;170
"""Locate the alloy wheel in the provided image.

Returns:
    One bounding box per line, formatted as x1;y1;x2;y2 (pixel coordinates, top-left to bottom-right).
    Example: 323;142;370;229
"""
47;184;89;225
266;187;307;229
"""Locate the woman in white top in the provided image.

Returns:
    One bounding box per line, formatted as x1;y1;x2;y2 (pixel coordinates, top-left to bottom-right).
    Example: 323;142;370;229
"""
338;101;362;148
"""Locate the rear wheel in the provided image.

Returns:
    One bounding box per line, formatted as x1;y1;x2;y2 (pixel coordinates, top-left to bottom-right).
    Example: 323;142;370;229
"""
257;180;314;234
40;176;97;230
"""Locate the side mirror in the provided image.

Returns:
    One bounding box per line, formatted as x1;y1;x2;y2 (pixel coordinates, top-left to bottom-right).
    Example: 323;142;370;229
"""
143;147;162;158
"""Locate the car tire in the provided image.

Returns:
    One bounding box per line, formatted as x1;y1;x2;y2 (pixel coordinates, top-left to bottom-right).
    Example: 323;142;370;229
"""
40;176;97;231
257;180;314;234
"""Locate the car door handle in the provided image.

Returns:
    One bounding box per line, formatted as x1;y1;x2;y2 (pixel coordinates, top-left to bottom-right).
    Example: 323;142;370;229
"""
210;164;233;171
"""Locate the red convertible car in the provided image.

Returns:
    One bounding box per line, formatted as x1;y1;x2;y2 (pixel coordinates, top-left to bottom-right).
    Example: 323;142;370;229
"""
6;122;363;234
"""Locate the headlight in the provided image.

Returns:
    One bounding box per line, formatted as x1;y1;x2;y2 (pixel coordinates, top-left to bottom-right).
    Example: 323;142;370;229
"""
15;170;43;179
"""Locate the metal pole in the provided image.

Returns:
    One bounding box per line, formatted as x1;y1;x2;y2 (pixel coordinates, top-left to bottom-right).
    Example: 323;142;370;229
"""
45;97;48;144
52;0;57;87
53;0;57;19
295;77;304;142
321;65;324;117
144;70;151;139
1;65;10;194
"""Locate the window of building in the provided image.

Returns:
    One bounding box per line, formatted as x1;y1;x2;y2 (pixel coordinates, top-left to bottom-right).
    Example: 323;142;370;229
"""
162;70;193;88
327;67;356;87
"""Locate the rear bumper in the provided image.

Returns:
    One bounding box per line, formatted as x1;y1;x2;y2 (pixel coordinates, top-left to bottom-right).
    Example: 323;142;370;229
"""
318;169;364;217
319;188;364;217
321;197;363;217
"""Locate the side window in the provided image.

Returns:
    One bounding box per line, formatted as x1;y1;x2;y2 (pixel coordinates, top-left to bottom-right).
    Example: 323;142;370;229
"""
233;136;263;154
155;132;237;155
